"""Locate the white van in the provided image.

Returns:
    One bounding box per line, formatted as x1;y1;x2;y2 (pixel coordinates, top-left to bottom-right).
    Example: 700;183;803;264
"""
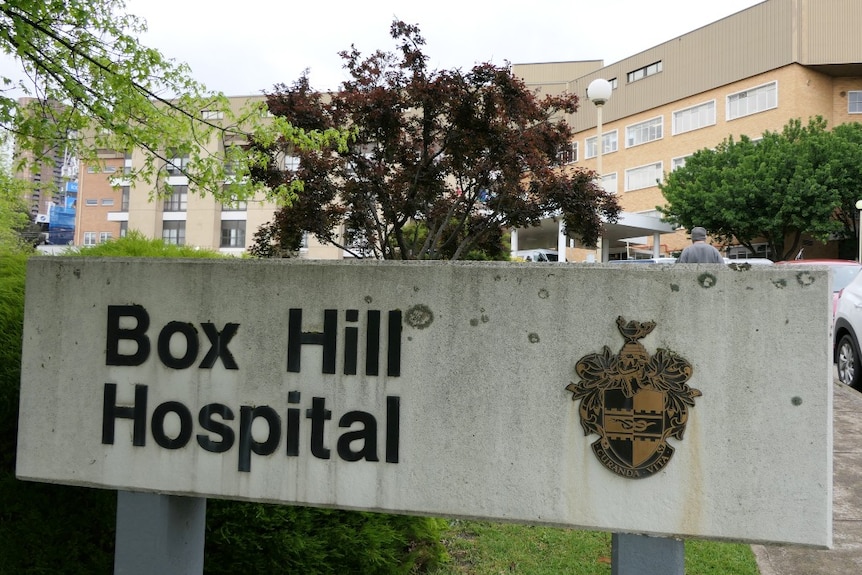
512;249;559;262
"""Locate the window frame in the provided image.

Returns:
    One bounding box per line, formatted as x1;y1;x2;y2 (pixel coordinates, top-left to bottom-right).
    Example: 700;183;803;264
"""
284;155;300;172
220;220;246;248
726;81;778;121
163;185;188;212
849;91;862;114
626;61;662;84
162;221;186;246
625;116;664;148
585;130;618;159
600;172;618;195
164;148;191;174
556;141;578;165
201;109;224;120
625;161;663;192
671;155;692;171
121;186;130;211
672;100;716;135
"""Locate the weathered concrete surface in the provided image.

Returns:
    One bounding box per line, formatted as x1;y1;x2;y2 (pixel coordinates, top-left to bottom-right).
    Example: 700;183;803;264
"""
753;380;862;574
17;259;832;546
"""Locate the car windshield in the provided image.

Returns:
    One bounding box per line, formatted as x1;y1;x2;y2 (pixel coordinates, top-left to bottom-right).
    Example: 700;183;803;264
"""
833;265;862;292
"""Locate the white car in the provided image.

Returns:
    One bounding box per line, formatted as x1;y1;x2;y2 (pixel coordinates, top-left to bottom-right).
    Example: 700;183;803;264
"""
833;267;862;389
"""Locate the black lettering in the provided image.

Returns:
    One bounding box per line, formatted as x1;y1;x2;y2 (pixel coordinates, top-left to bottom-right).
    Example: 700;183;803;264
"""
306;397;332;459
106;305;150;366
337;411;378;462
286;391;301;456
157;321;199;369
238;406;280;472
151;401;193;449
385;396;400;463
197;403;235;453
287;309;337;373
344;309;358;375
366;310;380;376
102;383;148;446
199;323;239;370
387;310;402;376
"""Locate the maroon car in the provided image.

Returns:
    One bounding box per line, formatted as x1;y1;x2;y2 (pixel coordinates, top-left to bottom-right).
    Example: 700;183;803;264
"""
775;259;862;317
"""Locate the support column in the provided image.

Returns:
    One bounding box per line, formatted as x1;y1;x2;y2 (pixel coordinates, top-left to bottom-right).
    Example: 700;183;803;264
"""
114;491;207;575
557;220;567;262
611;533;684;575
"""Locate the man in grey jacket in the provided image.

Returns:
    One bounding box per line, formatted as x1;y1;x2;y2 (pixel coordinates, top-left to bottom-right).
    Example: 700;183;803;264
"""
677;227;723;263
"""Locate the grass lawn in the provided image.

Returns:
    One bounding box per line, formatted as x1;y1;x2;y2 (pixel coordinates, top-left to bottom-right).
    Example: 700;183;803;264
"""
426;520;759;574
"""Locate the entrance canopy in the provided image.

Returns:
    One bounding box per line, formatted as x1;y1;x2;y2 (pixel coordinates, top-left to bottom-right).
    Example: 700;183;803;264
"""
511;211;677;262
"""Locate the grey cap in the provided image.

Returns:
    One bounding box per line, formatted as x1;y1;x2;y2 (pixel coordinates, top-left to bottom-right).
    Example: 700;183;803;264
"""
691;227;707;241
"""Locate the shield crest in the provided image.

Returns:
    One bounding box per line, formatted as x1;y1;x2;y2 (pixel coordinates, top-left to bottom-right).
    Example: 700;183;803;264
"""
598;388;672;474
566;317;700;479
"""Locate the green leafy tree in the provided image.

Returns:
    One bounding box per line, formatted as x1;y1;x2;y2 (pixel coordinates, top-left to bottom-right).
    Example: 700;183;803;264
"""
248;21;620;260
660;117;862;261
824;122;862;242
0;0;346;203
0;166;34;252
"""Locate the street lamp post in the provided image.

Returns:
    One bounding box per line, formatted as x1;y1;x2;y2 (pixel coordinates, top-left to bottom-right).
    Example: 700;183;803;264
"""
587;78;612;181
856;200;862;263
586;76;683;575
587;78;612;262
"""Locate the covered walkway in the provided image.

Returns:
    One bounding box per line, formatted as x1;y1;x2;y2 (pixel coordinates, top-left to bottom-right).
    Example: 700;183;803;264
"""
510;211;677;262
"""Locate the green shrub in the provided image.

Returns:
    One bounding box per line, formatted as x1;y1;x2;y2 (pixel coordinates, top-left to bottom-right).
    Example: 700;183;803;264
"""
0;238;447;573
205;502;447;575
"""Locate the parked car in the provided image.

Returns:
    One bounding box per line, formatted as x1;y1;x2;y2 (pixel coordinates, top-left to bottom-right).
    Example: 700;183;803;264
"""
776;259;862;317
723;258;773;265
834;268;862;389
512;249;559;262
607;258;677;264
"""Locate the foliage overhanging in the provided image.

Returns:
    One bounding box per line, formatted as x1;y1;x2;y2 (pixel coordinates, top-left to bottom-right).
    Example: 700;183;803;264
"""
248;20;620;260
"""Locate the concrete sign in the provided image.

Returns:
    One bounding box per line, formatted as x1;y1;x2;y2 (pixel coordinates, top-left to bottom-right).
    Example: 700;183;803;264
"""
17;259;832;547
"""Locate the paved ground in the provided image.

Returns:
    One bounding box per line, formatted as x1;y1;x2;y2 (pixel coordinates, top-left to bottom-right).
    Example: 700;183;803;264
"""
752;380;862;574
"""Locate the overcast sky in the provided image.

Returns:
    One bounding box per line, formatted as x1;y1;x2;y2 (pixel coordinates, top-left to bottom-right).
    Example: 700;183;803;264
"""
2;0;765;96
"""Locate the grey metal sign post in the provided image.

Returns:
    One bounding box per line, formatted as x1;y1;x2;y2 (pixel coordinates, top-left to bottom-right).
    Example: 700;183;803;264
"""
114;491;206;575
612;533;684;575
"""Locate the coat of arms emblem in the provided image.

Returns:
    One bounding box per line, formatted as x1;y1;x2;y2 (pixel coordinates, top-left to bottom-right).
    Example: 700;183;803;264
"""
566;317;701;479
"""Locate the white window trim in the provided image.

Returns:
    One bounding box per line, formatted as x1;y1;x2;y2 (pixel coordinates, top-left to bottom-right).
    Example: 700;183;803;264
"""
849;90;862;114
600;172;618;195
584;130;618;159
625;116;664;149
284;155;300;171
671;154;692;171
672;100;717;136
624;161;664;192
726;80;778;121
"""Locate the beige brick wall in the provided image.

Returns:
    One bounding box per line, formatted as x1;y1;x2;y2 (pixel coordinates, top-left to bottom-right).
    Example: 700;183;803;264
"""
571;64;860;259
